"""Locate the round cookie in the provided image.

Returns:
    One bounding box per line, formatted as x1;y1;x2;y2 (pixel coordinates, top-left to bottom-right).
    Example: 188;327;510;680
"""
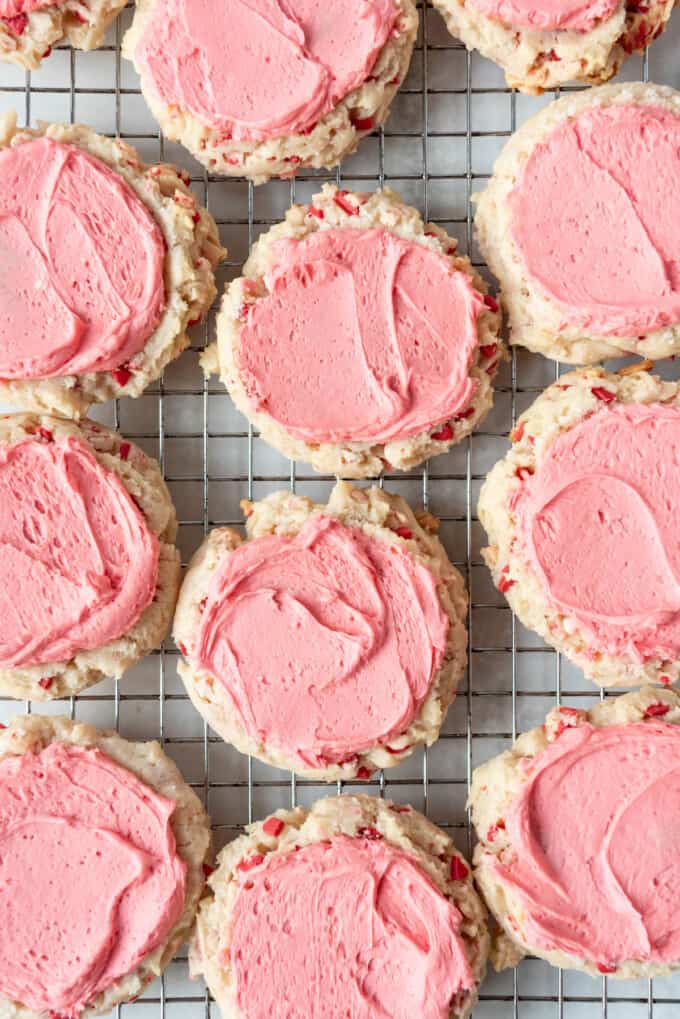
0;0;126;70
431;0;674;93
0;713;212;1017
202;185;503;478
0;413;181;701
0;113;225;418
190;794;488;1019
174;482;468;781
478;365;680;689
470;687;680;978
475;83;680;364
122;0;418;184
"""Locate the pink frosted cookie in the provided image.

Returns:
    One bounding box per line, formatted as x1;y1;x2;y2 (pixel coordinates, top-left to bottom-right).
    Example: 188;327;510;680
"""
431;0;673;92
479;366;680;688
174;483;468;780
0;413;181;701
0;0;126;69
0;115;224;419
0;713;211;1018
123;0;418;183
190;795;488;1019
203;185;503;477
476;83;680;363
471;688;680;978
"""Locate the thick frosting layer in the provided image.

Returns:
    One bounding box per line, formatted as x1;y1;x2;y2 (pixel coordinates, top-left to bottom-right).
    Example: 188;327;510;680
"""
0;0;59;15
192;515;449;767
510;105;680;338
468;0;618;31
0;137;165;378
231;835;473;1019
0;435;159;667
0;742;186;1016
133;0;398;142
491;721;680;966
237;228;484;444
514;403;680;662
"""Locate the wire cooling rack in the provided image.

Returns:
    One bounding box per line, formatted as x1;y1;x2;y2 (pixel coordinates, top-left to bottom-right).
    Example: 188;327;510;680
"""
1;5;679;1017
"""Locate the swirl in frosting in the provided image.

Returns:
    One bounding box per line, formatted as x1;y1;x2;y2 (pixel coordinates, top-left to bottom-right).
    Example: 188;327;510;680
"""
488;721;680;967
0;435;159;668
231;835;474;1019
191;515;449;767
509;105;680;338
0;137;165;379
0;742;186;1016
236;227;485;444
513;402;680;662
133;0;398;142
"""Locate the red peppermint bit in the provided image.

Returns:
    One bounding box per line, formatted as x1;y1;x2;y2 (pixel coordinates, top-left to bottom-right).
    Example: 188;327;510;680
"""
237;853;264;872
39;676;55;691
358;826;383;841
202;863;214;878
199;596;207;612
483;294;499;314
454;406;475;421
0;723;6;730
431;423;454;442
450;856;469;881
546;48;561;60
385;744;409;754
660;674;672;685
74;9;88;20
333;191;360;216
388;76;401;85
308;206;325;220
390;804;411;813
480;343;498;359
356;766;372;780
192;211;201;224
119;442;131;461
352;116;375;131
178;642;188;656
597;963;617;974
395;526;412;540
511;421;525;442
591;386;615;404
37;426;53;442
425;231;438;238
486;820;506;842
263;817;285;837
644;702;670;718
112;364;133;387
486;360;499;375
515;466;534;481
42;45;51;57
226;157;241;167
5;12;27;33
498;576;515;594
187;316;202;328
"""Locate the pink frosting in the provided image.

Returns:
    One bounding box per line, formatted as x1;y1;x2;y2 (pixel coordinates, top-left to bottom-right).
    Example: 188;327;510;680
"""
510;105;680;338
0;435;159;668
513;402;680;663
489;721;680;966
0;137;165;379
237;228;485;444
0;0;59;15
191;515;449;768
133;0;398;142
0;742;186;1017
468;0;618;30
231;835;474;1019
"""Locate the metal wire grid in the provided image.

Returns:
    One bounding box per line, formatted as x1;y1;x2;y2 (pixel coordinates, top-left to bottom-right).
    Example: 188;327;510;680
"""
0;5;679;1017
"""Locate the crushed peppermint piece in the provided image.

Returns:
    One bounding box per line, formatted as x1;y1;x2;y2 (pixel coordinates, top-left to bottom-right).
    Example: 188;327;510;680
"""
263;817;285;837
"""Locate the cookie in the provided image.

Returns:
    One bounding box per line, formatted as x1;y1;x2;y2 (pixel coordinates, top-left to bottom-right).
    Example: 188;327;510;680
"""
475;83;680;363
123;0;418;184
478;365;680;689
202;185;503;478
431;0;673;93
0;0;126;69
0;713;211;1018
0;413;181;701
190;794;488;1019
470;688;680;978
174;482;468;781
0;113;225;418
